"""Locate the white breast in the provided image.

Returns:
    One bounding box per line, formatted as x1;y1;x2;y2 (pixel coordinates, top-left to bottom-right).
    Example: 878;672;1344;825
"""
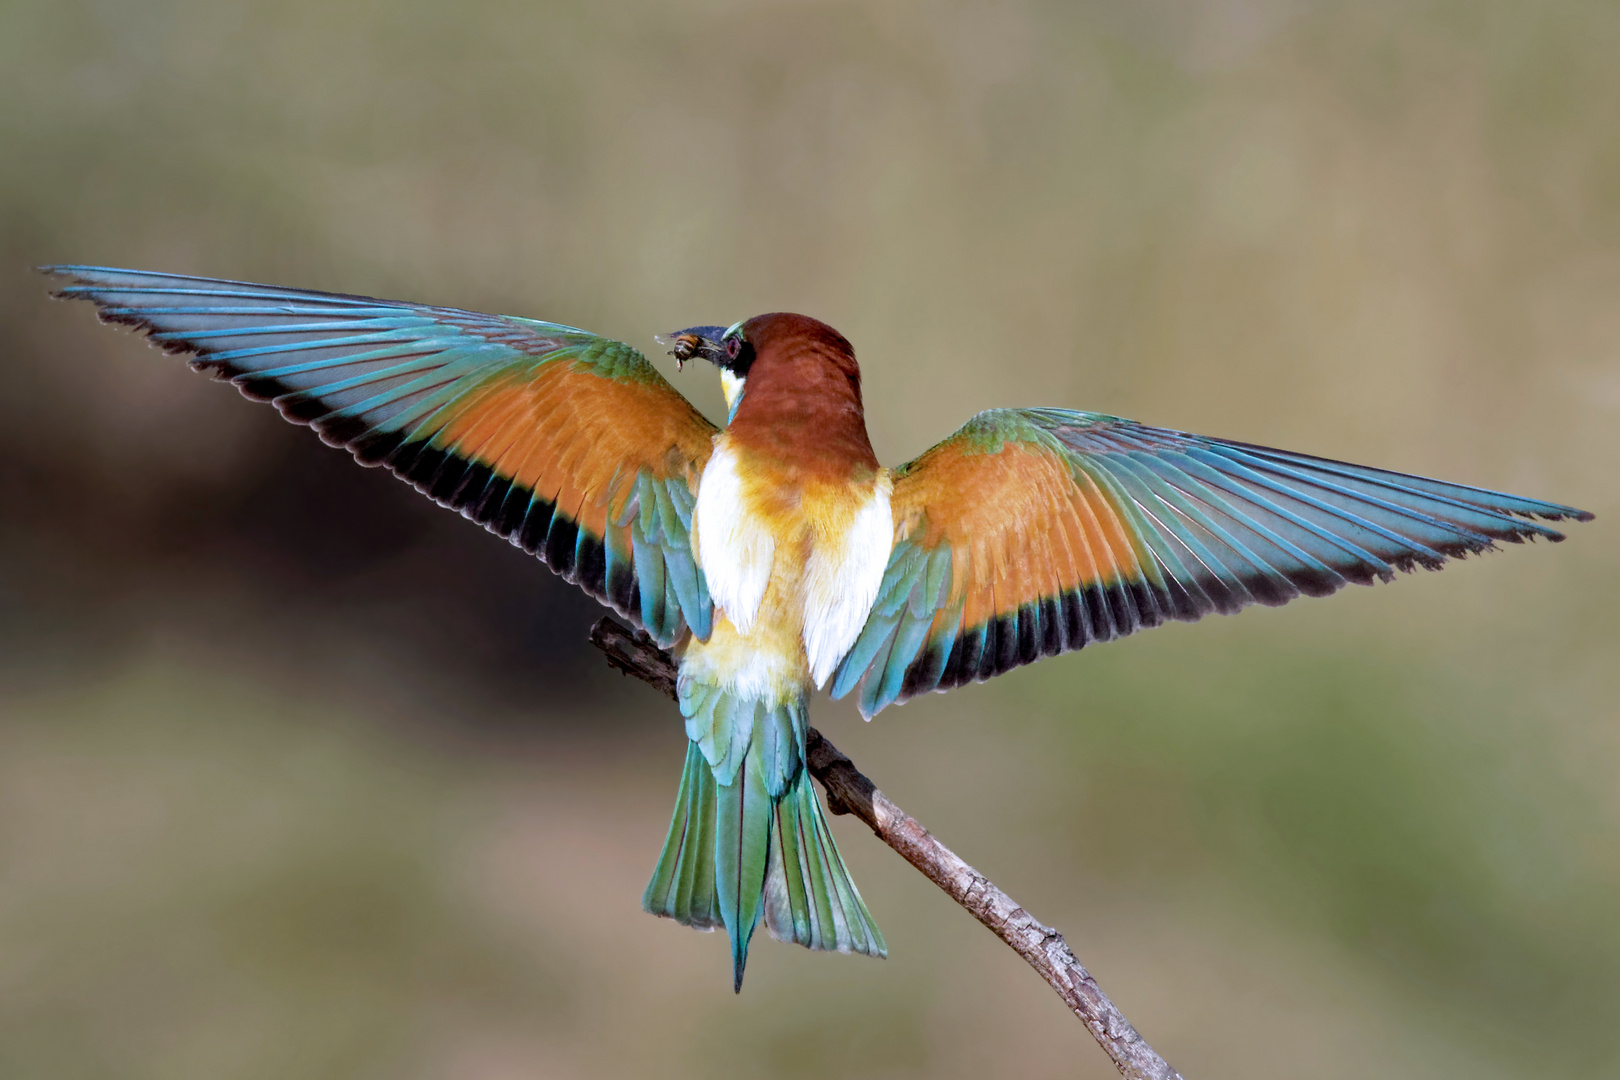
802;473;894;689
693;442;775;635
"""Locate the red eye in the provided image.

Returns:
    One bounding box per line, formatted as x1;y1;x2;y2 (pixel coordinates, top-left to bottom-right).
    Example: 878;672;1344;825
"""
725;337;742;360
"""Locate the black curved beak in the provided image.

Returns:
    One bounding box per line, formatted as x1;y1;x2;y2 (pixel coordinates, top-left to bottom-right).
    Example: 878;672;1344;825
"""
656;325;729;371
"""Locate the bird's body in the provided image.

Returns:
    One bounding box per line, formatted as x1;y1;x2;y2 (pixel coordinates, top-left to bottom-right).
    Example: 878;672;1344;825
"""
653;316;895;982
685;434;893;700
692;314;894;685
45;266;1593;991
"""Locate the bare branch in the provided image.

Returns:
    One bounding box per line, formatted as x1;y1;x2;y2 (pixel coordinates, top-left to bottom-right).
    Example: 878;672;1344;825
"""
590;615;1185;1080
590;617;679;701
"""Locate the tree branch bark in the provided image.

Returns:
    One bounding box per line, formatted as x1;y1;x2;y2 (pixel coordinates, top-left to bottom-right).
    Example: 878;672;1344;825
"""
589;616;1185;1080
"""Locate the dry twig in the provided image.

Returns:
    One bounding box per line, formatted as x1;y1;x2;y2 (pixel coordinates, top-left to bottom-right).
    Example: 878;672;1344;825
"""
589;615;1185;1080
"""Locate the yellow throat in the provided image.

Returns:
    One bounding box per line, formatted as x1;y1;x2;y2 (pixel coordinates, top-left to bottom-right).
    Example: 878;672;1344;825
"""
721;370;745;415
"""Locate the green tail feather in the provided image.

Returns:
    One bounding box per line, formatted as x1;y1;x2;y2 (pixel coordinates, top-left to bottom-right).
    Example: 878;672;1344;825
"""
714;750;773;991
642;742;721;930
764;768;887;957
647;687;885;990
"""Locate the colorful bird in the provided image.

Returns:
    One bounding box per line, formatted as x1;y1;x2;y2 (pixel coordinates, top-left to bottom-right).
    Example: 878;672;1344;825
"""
46;266;1592;990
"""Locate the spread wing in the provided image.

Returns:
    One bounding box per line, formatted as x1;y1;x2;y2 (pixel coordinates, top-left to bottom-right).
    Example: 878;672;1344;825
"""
832;407;1591;718
47;265;717;646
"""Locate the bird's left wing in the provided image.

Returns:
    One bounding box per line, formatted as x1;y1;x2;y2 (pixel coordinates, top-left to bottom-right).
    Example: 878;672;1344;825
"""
832;407;1590;718
47;266;717;646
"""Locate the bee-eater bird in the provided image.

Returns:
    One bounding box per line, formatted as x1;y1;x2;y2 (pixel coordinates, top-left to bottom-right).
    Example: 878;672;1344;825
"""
45;266;1592;991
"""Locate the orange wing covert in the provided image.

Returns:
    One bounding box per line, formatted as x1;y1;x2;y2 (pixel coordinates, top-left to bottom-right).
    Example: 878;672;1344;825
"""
48;265;717;646
831;408;1590;718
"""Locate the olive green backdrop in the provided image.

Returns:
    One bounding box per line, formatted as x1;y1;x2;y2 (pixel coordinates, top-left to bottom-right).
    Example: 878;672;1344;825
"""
1;2;1616;1077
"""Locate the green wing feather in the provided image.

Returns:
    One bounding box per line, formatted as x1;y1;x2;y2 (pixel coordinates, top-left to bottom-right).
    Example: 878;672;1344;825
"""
47;265;716;645
834;408;1590;718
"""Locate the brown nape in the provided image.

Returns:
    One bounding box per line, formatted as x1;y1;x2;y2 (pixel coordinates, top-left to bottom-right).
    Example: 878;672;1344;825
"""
725;313;880;479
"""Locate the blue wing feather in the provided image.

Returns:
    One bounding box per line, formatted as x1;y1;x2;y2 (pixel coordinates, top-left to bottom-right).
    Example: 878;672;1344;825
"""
46;265;715;646
835;408;1591;717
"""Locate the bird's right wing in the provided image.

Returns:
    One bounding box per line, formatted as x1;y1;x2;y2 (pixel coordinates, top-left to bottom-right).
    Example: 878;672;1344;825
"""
832;408;1590;718
48;265;718;646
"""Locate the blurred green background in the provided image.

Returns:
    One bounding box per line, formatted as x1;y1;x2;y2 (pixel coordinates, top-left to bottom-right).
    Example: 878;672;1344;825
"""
1;1;1616;1077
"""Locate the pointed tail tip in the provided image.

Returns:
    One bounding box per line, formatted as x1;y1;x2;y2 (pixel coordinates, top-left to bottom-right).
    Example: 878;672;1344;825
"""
730;923;757;993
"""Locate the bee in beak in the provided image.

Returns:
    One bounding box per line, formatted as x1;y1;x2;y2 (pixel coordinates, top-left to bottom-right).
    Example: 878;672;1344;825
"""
657;326;728;372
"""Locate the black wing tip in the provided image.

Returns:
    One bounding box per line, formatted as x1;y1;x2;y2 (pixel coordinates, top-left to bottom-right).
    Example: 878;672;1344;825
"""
1500;503;1592;525
1532;507;1592;526
39;263;88;286
1282;566;1346;599
45;270;205;356
350;428;407;468
94;304;158;332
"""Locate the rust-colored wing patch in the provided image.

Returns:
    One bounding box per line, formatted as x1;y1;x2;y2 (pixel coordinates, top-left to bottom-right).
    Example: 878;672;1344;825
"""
48;265;718;645
832;408;1588;717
